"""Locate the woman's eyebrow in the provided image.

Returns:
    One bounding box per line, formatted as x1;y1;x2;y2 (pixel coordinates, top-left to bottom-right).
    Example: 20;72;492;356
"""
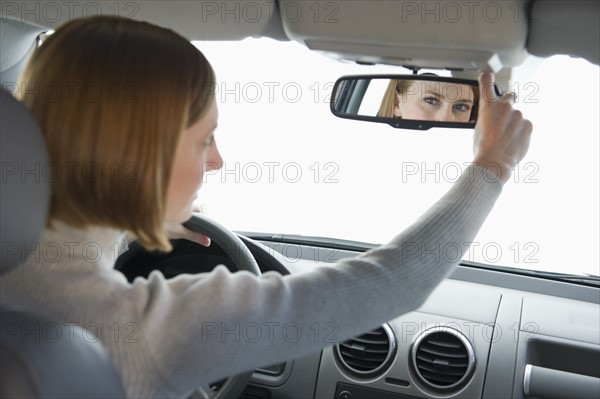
423;90;474;104
204;123;218;135
423;90;444;98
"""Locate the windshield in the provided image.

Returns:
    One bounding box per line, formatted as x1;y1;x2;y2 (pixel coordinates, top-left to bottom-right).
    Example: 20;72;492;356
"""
194;38;599;277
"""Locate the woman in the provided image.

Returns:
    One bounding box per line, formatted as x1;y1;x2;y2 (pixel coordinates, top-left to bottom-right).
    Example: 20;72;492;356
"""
2;16;531;398
378;78;480;122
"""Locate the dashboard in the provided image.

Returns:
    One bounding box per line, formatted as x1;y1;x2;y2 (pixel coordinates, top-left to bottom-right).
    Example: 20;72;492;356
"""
249;241;600;399
116;237;600;399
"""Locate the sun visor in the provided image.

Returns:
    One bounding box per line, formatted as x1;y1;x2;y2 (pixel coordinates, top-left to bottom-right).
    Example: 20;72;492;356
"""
1;1;287;41
527;0;599;66
278;0;529;72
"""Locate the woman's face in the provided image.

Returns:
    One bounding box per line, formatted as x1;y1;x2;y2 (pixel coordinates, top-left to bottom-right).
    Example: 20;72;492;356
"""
394;81;475;122
166;100;222;222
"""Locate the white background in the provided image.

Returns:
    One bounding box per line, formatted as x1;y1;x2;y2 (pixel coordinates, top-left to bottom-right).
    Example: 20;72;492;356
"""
194;38;599;277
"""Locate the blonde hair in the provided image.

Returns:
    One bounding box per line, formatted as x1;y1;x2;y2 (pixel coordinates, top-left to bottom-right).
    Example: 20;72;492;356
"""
17;16;215;251
377;79;403;118
377;80;416;117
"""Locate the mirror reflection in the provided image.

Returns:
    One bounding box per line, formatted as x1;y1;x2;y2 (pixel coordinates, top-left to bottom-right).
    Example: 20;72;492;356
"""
331;75;480;130
377;79;479;122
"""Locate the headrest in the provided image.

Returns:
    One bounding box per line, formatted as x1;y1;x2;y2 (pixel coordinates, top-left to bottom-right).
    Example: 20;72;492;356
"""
0;89;50;272
0;310;125;398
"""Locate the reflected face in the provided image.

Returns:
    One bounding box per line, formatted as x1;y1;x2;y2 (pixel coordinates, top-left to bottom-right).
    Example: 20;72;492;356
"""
165;100;223;222
394;81;475;122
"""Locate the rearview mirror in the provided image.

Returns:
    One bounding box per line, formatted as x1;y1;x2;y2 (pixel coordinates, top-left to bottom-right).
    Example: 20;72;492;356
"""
330;75;479;130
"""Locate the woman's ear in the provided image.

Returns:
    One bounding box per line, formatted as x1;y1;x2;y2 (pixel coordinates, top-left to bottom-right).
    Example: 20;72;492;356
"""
393;94;402;118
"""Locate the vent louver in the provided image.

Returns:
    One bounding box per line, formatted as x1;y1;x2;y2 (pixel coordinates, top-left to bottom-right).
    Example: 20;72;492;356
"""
411;327;475;391
335;324;396;378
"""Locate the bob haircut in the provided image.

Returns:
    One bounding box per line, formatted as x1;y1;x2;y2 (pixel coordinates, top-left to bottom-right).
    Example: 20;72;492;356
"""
17;16;215;251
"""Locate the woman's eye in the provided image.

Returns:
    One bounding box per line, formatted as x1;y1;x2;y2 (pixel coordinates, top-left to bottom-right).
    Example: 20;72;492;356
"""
453;103;471;112
203;135;214;147
423;97;440;105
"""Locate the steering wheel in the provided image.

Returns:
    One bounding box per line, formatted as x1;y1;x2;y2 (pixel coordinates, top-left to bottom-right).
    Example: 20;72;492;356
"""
115;214;261;399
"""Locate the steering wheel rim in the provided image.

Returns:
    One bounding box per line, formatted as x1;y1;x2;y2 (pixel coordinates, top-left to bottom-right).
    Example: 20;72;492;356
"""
116;214;261;399
182;214;261;275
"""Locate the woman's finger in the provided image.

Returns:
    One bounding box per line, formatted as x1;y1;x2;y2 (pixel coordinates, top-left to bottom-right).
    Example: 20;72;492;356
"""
478;72;498;104
500;91;517;104
165;221;211;247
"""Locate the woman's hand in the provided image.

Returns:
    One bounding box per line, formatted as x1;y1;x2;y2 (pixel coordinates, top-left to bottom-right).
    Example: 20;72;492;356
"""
125;205;211;247
472;72;533;183
165;204;211;246
164;220;211;247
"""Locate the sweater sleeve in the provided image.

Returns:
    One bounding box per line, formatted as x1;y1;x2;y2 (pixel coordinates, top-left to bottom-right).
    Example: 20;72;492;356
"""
124;165;503;397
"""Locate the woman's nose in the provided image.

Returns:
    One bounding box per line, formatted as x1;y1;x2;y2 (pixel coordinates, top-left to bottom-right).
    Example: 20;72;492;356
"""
435;105;455;122
206;144;223;171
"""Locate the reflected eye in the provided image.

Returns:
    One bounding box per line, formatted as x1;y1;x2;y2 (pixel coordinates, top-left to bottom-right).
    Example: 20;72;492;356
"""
423;97;440;106
453;103;471;112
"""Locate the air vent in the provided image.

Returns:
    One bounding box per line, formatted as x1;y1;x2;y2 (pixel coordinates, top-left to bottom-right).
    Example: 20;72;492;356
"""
411;327;475;391
335;324;396;378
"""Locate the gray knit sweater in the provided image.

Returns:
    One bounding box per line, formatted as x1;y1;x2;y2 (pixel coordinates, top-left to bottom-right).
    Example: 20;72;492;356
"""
0;165;502;398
